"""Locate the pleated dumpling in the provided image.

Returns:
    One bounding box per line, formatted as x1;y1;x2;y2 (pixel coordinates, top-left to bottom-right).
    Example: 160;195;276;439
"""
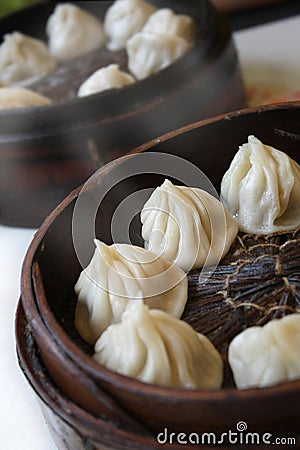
0;87;51;109
94;301;223;389
228;314;300;389
104;0;156;51
126;31;190;80
142;8;197;43
74;239;187;344
141;179;238;272
78;64;135;97
221;135;300;234
46;3;106;59
0;32;56;85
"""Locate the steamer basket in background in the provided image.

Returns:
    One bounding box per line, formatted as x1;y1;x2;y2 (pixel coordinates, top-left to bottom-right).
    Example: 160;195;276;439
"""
0;0;245;227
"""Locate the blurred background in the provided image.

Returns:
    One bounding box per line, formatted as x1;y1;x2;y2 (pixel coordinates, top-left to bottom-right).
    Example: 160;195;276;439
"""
0;0;287;17
0;0;37;16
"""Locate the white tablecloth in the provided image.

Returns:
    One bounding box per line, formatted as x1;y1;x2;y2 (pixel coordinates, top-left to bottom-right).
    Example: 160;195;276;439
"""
1;13;300;450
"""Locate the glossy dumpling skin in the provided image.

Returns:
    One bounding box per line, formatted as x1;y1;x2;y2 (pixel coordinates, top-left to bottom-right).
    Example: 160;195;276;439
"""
0;32;56;85
94;301;223;389
141;179;238;272
142;8;198;43
74;239;187;344
126;31;190;80
78;64;135;97
221;135;300;234
228;314;300;389
46;3;106;59
0;87;51;109
104;0;156;51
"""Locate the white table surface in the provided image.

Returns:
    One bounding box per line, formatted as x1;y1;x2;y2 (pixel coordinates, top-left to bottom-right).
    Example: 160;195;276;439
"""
1;13;300;450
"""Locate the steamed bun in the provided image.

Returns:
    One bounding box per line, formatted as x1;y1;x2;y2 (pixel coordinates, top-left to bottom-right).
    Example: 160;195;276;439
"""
221;135;300;234
46;3;106;59
0;32;56;85
94;300;223;389
141;179;238;272
0;87;51;109
78;64;135;97
229;314;300;389
142;8;197;43
126;31;190;80
74;239;187;344
104;0;156;51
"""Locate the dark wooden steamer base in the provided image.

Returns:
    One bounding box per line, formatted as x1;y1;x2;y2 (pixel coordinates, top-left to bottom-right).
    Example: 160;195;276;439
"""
16;302;299;450
0;0;245;228
18;102;300;449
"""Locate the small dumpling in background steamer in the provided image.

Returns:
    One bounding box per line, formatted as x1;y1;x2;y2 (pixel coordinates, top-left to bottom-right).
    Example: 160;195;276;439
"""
94;300;223;389
220;135;300;234
141;179;238;272
78;64;135;97
126;32;190;80
74;239;188;345
104;0;156;51
228;314;300;389
142;8;198;43
0;32;57;85
0;87;51;109
46;3;106;60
